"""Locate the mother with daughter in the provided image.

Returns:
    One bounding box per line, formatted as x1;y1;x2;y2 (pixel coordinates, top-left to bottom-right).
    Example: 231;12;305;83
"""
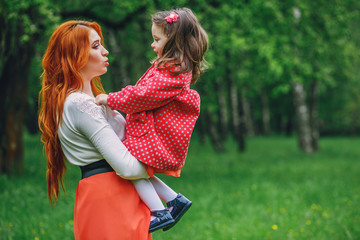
39;7;208;239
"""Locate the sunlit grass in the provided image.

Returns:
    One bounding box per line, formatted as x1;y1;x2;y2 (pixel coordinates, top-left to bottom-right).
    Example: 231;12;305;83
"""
1;134;359;239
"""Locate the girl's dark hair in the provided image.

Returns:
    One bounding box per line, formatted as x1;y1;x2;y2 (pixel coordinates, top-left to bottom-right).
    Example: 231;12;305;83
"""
152;8;209;84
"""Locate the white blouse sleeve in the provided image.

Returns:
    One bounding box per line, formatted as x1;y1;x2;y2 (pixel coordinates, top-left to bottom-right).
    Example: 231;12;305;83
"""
72;96;149;180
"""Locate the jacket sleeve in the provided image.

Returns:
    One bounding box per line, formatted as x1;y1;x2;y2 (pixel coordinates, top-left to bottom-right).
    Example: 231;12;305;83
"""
107;67;185;114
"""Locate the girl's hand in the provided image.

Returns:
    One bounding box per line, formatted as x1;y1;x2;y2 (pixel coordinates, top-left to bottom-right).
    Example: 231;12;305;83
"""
95;94;109;106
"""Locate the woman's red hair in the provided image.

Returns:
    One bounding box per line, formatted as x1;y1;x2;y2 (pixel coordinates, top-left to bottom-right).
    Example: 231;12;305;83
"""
38;20;105;204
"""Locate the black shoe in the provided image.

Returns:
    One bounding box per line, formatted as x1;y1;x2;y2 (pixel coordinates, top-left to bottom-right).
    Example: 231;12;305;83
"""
163;193;192;231
149;209;175;233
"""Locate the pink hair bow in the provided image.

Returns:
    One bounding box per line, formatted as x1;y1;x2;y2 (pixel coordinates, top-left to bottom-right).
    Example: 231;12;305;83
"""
165;12;179;23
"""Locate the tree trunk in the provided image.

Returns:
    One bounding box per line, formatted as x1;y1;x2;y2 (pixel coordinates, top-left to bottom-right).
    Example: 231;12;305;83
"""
0;2;42;174
229;76;245;151
241;90;255;137
229;77;240;137
195;113;206;145
238;91;246;151
309;78;319;151
285;114;293;136
108;30;130;90
0;45;34;174
291;81;313;153
204;110;224;152
260;88;271;136
216;78;228;140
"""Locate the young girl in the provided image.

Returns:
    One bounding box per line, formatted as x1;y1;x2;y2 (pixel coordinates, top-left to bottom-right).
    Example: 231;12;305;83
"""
96;8;208;232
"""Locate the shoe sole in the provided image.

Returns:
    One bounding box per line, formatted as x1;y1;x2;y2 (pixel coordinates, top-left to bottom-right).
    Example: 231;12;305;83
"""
163;201;192;231
149;218;175;233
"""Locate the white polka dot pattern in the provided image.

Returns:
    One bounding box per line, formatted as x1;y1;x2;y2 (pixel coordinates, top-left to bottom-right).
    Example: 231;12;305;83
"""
107;63;200;172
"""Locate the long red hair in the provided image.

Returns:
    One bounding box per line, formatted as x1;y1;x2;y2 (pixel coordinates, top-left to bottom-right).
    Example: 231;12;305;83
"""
38;20;105;204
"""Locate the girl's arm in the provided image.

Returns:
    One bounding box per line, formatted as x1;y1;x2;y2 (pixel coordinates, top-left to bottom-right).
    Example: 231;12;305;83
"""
95;93;108;106
107;67;186;114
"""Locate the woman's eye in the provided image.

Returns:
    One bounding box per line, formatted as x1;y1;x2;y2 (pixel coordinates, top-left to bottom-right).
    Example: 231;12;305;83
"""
92;44;100;49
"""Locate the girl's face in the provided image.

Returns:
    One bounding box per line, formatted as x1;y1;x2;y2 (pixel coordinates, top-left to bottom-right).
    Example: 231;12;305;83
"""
80;28;109;81
151;24;168;57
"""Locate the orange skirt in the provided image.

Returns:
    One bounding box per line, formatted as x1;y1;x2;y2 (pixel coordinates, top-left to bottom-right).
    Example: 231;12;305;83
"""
74;172;152;240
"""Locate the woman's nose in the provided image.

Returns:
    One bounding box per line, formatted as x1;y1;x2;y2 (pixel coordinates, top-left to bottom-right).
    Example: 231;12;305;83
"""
103;47;109;56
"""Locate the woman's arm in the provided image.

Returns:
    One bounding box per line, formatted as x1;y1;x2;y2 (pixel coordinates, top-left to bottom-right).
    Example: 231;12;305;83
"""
74;96;149;179
89;125;149;180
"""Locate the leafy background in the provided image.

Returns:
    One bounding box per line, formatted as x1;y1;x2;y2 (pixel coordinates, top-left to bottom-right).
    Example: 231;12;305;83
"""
1;0;360;239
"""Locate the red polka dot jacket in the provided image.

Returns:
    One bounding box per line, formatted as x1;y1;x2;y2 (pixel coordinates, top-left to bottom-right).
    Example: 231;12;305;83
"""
107;63;200;174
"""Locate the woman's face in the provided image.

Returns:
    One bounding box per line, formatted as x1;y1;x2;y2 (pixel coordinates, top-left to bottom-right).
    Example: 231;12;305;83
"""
151;24;168;57
80;28;109;81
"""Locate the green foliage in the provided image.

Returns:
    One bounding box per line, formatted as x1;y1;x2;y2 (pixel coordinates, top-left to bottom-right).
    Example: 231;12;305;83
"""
5;0;360;135
1;0;60;134
1;134;359;239
1;0;59;47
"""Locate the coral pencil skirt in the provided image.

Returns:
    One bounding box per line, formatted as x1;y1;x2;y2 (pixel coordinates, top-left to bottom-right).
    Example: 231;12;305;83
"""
74;171;152;240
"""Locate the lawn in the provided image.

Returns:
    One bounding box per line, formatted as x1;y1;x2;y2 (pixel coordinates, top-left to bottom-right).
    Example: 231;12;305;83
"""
1;134;359;240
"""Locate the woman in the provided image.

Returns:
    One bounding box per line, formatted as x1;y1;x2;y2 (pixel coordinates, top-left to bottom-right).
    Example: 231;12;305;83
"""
38;20;152;239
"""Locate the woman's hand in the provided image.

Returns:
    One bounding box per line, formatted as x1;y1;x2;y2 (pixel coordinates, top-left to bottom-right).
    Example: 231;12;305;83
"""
95;94;109;106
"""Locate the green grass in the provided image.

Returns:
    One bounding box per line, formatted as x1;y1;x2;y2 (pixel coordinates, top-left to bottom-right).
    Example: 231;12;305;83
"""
1;134;360;240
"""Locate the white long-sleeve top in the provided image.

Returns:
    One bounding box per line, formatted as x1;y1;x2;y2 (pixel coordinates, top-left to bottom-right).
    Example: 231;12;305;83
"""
58;91;149;180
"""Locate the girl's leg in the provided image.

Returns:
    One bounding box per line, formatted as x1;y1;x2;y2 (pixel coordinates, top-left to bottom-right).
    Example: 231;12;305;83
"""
149;176;192;232
132;179;175;232
131;179;165;213
149;176;178;202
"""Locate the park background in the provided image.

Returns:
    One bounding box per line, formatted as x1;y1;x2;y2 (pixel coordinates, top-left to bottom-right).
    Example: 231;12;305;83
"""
1;0;360;239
